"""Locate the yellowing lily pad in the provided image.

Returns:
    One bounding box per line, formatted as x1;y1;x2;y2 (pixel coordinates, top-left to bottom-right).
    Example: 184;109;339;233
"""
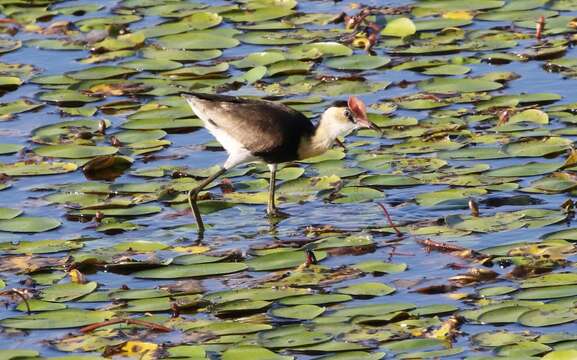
381;17;417;37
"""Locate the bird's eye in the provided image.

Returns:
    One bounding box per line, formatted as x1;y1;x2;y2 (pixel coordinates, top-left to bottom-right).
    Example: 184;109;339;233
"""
344;109;354;122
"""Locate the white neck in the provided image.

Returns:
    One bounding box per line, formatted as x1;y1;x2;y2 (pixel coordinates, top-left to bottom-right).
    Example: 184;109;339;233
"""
297;108;356;160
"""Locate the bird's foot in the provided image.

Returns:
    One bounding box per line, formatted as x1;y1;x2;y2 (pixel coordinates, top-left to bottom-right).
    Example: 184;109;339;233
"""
267;208;290;219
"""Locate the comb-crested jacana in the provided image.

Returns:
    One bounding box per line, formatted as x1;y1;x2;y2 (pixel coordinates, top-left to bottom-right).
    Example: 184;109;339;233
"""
182;92;378;235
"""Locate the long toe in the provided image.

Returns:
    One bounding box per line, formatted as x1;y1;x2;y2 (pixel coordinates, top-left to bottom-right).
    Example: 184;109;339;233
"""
266;208;290;219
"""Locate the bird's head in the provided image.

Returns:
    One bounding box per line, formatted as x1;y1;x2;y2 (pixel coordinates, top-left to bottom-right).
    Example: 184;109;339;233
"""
321;96;379;137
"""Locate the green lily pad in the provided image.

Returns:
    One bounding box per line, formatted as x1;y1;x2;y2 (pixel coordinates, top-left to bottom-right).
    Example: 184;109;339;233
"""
0;217;61;233
289;42;352;58
66;66;137;80
478;305;532;324
422;64;471;76
272;304;325;320
325;55;390;71
232;51;286;68
382;17;416;37
260;330;332;349
267;60;313;76
518;307;577;327
158;31;240;50
142;48;221;61
0;162;77;176
486;162;561;177
279;294;351;306
418;78;503;94
543;350;577;360
353;261;407;274
247;250;327;271
0;99;43;119
41;282;98;302
359;174;421;187
224;7;294;22
0;207;21;220
38;90;101;106
76;205;162;217
0;144;22;155
120;59;183;71
515;285;577;300
331;187;384;203
473;330;536;347
416;188;487;207
504;137;572;157
35;145;118;159
338;282;396;297
133;262;248;279
509;109;549;124
0;309;115;329
167;345;207;359
313;352;384;360
0;239;83;254
0;350;40;360
522;273;577;288
221;346;293;360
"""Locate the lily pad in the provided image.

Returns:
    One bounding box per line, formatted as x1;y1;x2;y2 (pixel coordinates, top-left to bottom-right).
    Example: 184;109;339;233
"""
325;55;391;71
0;309;115;329
381;17;417;37
221;346;293;360
247;250;327;271
35;145;118;159
41;282;98;302
418;78;503;94
338;282;396;297
133;262;247;279
0;217;61;233
272;305;325;320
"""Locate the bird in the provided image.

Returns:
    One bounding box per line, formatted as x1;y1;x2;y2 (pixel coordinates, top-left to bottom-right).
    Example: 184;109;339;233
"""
182;92;379;235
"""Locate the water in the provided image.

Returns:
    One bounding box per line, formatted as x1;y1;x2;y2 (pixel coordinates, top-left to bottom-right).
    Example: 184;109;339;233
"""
1;0;577;359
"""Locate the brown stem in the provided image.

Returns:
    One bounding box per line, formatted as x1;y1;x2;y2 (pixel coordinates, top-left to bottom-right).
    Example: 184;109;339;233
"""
377;203;403;237
536;16;545;40
417;238;466;253
0;289;31;314
79;318;172;334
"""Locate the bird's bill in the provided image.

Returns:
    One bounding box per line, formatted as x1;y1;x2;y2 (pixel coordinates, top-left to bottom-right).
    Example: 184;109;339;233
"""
347;96;382;134
357;117;381;133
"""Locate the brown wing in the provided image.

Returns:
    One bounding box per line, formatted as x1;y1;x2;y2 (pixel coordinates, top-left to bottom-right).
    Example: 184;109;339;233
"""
183;92;315;163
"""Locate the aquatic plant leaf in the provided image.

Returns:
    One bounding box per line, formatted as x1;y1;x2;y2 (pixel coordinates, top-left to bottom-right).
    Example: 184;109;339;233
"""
35;145;118;159
272;304;325;320
381;17;416;37
338;282;396;297
41;282;98;302
0;309;115;329
418;78;503;94
325;55;391;70
247;251;328;271
133;263;247;279
0;217;61;233
221;346;293;360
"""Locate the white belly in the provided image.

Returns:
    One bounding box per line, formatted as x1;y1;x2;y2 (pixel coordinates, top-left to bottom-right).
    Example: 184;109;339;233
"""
186;97;257;169
205;123;257;169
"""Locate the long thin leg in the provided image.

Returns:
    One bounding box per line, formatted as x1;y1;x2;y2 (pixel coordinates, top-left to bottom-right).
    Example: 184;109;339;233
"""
267;163;277;215
188;167;227;235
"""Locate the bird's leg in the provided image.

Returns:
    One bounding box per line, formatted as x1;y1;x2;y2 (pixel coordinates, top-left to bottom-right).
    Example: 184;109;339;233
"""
267;164;289;218
267;164;278;216
188;167;227;235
